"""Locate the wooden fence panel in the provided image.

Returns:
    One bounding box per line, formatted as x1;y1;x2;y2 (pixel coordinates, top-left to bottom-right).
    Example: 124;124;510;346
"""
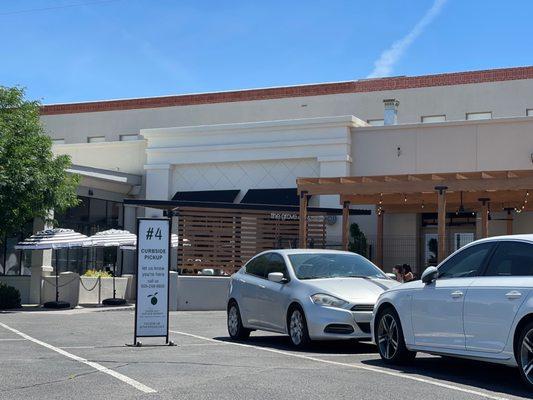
176;207;328;275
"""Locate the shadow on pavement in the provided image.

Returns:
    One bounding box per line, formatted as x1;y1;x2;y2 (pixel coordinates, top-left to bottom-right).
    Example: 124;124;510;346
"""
363;356;531;398
215;334;530;397
215;334;377;354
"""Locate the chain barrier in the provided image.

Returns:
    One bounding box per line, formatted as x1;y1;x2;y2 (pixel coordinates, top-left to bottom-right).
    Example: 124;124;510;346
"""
79;276;101;292
41;276;102;291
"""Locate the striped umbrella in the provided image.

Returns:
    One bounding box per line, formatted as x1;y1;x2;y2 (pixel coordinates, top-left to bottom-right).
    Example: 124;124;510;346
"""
15;228;88;309
83;229;137;306
119;233;180;250
15;228;88;250
84;229;136;247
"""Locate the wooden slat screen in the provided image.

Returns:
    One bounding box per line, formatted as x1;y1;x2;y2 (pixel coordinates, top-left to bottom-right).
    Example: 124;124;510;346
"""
176;206;328;275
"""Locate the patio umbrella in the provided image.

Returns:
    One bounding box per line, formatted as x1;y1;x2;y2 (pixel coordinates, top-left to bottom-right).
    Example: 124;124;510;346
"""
84;229;136;306
15;228;88;309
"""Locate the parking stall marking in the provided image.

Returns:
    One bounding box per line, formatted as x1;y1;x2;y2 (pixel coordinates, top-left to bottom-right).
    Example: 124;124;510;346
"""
170;330;510;400
0;322;157;394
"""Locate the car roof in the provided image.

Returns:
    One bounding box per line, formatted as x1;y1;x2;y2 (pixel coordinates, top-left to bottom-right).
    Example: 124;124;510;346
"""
472;234;533;245
258;249;357;256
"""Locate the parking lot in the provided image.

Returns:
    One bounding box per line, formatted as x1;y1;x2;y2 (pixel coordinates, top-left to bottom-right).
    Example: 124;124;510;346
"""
0;308;531;400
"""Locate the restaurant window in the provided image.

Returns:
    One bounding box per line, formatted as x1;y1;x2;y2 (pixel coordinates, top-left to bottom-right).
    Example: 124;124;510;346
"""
119;134;138;141
367;119;385;126
54;196;123;274
466;112;492;120
88;136;105;143
421;115;446;123
0;221;34;276
527;109;533;117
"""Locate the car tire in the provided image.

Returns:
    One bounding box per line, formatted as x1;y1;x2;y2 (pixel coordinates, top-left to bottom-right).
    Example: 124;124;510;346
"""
287;305;311;348
516;321;533;389
375;307;416;364
227;301;251;340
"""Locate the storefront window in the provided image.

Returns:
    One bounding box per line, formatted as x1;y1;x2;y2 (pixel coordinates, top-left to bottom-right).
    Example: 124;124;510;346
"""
0;221;33;276
54;196;123;275
5;237;21;275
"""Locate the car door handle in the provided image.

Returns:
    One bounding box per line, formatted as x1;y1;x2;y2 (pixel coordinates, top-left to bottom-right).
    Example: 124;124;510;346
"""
238;278;246;284
258;284;266;289
451;290;464;298
506;290;522;299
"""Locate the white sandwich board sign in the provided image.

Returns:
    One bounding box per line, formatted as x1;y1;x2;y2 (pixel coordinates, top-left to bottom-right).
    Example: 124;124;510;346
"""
134;218;171;344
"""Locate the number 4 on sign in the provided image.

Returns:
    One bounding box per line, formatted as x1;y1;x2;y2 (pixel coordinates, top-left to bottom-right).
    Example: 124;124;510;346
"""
155;228;162;240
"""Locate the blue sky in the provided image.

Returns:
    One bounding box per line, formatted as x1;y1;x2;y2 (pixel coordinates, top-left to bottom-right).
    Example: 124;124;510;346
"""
1;0;532;104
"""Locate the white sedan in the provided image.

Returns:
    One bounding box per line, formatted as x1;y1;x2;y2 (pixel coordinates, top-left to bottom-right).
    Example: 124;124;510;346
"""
372;235;533;389
227;249;399;347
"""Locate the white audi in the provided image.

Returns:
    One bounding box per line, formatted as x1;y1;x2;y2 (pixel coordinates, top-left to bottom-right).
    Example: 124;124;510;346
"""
227;249;399;347
372;235;533;388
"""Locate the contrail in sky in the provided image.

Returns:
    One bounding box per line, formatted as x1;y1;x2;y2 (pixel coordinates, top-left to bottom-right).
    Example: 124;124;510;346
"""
367;0;448;78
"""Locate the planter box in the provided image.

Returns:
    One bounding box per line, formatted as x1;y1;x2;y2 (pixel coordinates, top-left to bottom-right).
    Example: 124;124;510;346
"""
42;272;80;307
79;276;128;305
176;276;230;311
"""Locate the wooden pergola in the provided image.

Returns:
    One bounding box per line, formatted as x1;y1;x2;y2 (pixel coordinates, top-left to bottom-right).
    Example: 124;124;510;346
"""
297;170;533;266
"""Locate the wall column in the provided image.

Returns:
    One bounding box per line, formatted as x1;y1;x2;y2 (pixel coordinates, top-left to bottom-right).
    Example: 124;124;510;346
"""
317;155;352;244
299;191;309;248
342;201;350;251
435;186;448;263
144;163;172;218
478;198;490;238
376;209;384;268
29;214;54;304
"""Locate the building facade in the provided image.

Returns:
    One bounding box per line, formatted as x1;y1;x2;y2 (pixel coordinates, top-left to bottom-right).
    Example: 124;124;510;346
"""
3;66;533;302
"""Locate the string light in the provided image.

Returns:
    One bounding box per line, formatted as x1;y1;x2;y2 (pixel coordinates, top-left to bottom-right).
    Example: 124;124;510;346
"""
515;190;530;213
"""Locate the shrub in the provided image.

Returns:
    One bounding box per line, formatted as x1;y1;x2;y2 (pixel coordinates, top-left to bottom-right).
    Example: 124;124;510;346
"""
348;222;368;258
83;269;112;278
0;282;21;310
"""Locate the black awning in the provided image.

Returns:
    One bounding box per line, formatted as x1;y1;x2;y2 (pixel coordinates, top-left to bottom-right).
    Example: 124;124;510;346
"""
240;188;303;206
171;189;240;203
123;199;371;216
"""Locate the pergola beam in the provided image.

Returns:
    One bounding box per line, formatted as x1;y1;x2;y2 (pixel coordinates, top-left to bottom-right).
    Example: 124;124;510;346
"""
297;170;533;196
436;186;447;263
342;201;350;251
299;192;309;248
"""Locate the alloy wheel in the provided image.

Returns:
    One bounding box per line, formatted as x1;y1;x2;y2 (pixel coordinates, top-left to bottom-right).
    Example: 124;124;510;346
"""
290;310;304;345
520;328;533;385
228;305;239;337
378;313;399;360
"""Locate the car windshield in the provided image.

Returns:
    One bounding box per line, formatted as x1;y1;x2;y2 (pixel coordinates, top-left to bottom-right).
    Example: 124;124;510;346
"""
288;253;387;280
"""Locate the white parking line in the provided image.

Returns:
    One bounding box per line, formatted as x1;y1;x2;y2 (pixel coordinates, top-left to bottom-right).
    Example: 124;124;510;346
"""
169;330;509;400
0;338;27;341
0;322;156;394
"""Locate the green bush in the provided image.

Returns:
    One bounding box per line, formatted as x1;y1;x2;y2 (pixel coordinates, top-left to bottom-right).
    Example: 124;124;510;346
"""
83;269;112;278
0;282;21;310
348;222;368;258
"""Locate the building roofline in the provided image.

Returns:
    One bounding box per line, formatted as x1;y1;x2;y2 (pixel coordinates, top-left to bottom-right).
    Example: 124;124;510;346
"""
40;66;533;116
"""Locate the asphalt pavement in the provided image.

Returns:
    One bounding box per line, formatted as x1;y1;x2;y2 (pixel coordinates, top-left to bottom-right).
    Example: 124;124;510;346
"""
0;308;530;400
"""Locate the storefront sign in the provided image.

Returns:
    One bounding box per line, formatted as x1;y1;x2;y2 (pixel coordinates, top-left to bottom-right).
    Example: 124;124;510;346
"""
134;218;170;341
269;213;326;223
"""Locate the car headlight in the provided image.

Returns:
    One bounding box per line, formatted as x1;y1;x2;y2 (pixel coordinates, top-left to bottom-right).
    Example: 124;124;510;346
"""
310;293;348;308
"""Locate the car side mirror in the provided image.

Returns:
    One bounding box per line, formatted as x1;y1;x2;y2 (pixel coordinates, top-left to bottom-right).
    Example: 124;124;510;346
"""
268;272;286;283
421;266;438;284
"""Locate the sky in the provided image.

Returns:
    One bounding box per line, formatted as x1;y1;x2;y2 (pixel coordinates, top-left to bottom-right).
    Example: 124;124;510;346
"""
1;0;532;104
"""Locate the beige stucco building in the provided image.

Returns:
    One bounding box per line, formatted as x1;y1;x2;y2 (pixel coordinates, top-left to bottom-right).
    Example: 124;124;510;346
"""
3;65;533;304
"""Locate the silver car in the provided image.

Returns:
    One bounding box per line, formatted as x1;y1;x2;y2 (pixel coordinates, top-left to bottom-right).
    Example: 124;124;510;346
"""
227;249;399;347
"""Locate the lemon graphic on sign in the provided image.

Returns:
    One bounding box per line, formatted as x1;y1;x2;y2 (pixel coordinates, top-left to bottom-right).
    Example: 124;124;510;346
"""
147;292;158;305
